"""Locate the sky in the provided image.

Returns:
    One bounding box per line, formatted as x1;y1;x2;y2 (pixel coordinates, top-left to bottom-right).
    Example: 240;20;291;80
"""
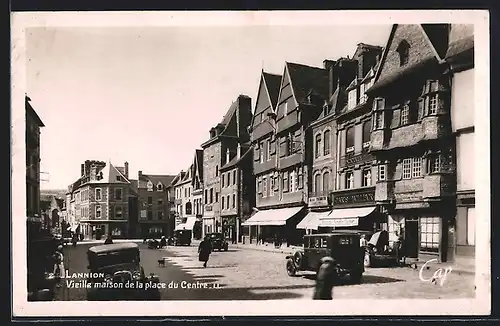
26;23;391;190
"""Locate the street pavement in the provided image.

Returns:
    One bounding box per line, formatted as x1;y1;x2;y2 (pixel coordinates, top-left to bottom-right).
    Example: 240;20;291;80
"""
54;241;476;301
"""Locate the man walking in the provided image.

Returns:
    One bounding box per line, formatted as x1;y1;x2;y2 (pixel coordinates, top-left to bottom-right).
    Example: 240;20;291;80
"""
198;236;212;268
313;256;337;300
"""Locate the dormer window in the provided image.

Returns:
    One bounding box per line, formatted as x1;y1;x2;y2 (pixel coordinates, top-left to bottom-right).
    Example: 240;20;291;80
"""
147;180;153;191
347;89;357;110
396;40;410;66
359;83;367;104
157;182;163;192
283;102;288;117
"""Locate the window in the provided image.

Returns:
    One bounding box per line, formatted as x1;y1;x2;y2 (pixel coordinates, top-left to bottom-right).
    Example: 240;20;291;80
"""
428;154;441;173
185;202;192;215
232;194;236;208
429;94;438;114
378;165;386;181
147;181;153;191
116;175;122;181
375;112;384;129
315;134;322;158
345;171;354;189
157;183;163;191
263;176;268;197
362;169;372;187
402;159;412;179
157;198;163;205
420;217;440;252
362;121;371;150
418;99;425;121
257;177;262;194
95;188;102;201
348;89;357;109
396;40;410;66
412;157;422;178
95;205;101;218
283;171;289;192
322;172;330;192
467;207;475;246
148;196;152;205
227;195;230;209
283;101;288;116
323;130;330;156
204;189;208;204
290;171;296;193
147;210;153;220
158;211;163;220
401;104;410;125
115;206;123;219
288;132;296;154
233;170;237;185
360;83;366;104
222;173;225;188
215;192;219;203
215;165;219;177
266;139;271;161
210;188;213;203
346;127;355;154
259;141;264;163
115;188;123;200
222;196;225;209
270;173;275;192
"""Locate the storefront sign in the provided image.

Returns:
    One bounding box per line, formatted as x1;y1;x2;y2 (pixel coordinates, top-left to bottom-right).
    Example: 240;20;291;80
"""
394;192;422;202
308;196;329;208
319;217;359;228
332;188;375;206
205;205;213;212
140;210;147;218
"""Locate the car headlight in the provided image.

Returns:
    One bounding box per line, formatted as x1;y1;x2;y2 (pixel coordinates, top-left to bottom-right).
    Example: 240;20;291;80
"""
104;275;113;283
132;271;141;280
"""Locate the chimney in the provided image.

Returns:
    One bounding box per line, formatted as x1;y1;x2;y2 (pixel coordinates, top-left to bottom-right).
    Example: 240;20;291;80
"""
237;143;241;159
90;164;97;181
124;161;129;179
226;148;230;164
323;60;336;98
81;164;84;176
138;170;143;179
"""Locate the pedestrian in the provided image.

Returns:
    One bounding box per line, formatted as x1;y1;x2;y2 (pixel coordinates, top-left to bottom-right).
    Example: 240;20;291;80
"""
359;234;367;247
104;234;113;245
397;227;406;266
313;256;337;300
52;245;65;288
198;236;212;268
160;236;167;248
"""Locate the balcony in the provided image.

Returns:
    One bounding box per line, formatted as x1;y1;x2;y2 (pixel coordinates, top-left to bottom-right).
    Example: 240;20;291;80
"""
339;151;375;169
375;181;395;202
276;111;299;134
423;173;456;200
278;153;302;170
332;186;376;207
254;159;276;175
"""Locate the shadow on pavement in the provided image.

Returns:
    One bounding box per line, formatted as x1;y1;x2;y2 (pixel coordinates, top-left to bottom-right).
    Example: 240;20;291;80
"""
302;273;404;285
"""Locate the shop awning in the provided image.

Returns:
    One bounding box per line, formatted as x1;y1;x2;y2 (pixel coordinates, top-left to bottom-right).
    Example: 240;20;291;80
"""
175;223;186;231
184;217;197;230
318;206;376;228
68;225;80;232
296;211;331;230
241;206;303;226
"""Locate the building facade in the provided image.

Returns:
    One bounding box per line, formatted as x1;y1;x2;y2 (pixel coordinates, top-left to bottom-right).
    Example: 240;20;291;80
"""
190;150;204;239
220;144;255;243
25;96;45;238
135;171;175;238
320;44;385;232
171;171;186;227
244;63;329;246
367;24;457;262
447;24;475;260
69;160;132;239
201;95;253;238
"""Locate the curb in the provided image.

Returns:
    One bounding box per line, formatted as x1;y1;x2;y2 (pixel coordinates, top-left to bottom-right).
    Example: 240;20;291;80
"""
231;244;301;255
73;239;143;245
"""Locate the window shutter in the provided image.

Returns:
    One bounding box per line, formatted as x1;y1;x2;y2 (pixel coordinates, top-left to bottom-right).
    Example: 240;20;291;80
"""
391;108;401;129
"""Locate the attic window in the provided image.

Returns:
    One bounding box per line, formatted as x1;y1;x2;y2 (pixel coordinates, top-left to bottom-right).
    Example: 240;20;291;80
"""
147;181;153;191
157;183;163;192
116;176;122;181
396;40;410;66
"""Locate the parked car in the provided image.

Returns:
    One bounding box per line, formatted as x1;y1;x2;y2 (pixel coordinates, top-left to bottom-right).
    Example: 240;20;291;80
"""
363;230;399;267
86;242;161;300
174;230;191;246
207;233;229;251
285;232;365;283
147;238;160;249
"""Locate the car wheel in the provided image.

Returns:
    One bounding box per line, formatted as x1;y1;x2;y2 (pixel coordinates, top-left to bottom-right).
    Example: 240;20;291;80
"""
286;259;297;276
224;245;228;251
364;252;371;268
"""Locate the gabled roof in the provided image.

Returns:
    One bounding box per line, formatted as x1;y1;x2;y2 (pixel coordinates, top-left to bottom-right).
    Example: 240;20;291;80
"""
170;171;186;187
262;72;282;109
129;179;139;196
140;174;176;188
285;62;329;104
220;147;252;171
88;162;131;184
181;164;193;182
193;149;203;181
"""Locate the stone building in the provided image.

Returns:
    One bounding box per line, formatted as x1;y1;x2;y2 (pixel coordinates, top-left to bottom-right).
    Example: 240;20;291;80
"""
446;24;475;261
173;164;200;239
366;24;457;262
190;149;204;239
201;95;253;237
25;96;45;238
171;171;186;227
133;171;176;238
243;62;329;246
220;143;254;243
317;44;385;232
68;160;132;239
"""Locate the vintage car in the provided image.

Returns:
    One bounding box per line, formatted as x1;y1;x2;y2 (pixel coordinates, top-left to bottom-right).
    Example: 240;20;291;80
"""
207;233;229;251
86;242;161;300
363;230;400;267
174;230;192;246
285;232;365;283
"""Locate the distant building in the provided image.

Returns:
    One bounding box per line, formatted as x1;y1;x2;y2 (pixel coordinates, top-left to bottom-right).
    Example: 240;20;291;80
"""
25;96;45;238
190;149;204;239
201;95;253;237
67;160;132;239
171;170;186;227
134;171;176;238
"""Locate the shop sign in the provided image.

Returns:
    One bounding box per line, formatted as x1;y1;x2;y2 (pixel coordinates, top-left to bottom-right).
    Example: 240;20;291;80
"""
308;196;329;208
332;188;375;206
205;205;213;212
319;217;359;228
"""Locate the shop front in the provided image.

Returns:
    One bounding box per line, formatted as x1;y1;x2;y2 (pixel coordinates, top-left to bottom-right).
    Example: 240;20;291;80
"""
175;216;197;239
241;206;305;246
81;221;128;239
318;206;381;232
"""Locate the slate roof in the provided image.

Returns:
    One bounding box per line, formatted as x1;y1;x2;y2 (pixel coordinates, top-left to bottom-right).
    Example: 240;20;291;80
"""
194;149;203;181
445;34;474;61
263;72;282;109
181;164;193;182
26;96;45;127
220;147;252;171
286;62;329;104
169;171;186;187
140;174;176;188
129;179;139;196
87;162;130;185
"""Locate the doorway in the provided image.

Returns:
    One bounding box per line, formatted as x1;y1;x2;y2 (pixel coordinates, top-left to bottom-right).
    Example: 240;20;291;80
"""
404;219;419;258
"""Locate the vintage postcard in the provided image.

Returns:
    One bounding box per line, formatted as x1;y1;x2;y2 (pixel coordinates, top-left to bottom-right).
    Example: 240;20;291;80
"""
11;10;490;317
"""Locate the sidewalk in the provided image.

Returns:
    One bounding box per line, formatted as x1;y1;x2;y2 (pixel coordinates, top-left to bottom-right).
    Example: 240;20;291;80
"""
405;255;476;276
75;239;143;245
192;239;301;254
